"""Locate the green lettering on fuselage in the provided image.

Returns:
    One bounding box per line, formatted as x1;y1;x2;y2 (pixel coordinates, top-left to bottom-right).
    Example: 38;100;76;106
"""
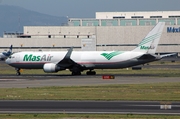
23;54;53;61
23;54;33;61
37;56;41;61
31;56;37;61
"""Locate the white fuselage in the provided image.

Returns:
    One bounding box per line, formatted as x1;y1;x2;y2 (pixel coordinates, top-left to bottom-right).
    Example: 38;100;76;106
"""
5;51;151;69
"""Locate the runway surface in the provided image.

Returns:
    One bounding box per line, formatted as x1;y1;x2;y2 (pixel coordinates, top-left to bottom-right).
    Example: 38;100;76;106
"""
0;75;180;88
0;100;180;114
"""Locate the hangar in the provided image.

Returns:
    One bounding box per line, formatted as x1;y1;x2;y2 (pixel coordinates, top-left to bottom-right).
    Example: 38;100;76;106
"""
0;11;180;56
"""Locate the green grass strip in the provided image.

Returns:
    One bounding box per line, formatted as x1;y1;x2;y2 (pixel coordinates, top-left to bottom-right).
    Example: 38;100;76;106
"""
1;82;180;101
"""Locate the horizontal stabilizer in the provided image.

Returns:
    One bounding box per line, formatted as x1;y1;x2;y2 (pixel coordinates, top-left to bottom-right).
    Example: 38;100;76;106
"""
160;53;177;58
137;54;156;60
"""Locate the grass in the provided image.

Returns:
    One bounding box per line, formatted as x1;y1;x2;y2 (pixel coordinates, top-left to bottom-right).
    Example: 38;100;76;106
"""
1;83;180;101
0;114;180;119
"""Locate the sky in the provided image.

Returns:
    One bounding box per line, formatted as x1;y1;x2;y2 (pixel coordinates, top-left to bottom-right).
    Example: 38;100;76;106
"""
1;0;180;18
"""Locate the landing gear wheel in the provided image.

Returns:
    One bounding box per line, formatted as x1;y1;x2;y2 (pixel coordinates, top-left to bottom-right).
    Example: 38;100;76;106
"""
16;72;21;76
86;71;96;75
15;68;21;76
71;66;82;76
72;71;81;76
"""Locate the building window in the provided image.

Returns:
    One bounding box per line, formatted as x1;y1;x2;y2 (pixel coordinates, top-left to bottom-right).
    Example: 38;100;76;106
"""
113;16;125;19
125;22;132;26
165;22;171;25
18;35;31;38
169;16;180;18
131;16;144;18
87;23;93;26
150;16;162;18
145;22;151;26
106;22;112;26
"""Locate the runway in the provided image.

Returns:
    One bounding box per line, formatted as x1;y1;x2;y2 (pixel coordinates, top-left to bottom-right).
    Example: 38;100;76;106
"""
0;100;180;114
0;75;180;88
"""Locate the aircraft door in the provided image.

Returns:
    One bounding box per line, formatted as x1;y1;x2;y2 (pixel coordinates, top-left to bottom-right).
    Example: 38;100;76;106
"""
15;54;20;63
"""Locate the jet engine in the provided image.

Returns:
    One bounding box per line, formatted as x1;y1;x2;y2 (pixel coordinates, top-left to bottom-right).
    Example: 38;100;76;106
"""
43;63;61;73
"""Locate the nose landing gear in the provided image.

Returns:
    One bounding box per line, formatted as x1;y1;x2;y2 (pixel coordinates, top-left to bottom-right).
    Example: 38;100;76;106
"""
15;68;21;76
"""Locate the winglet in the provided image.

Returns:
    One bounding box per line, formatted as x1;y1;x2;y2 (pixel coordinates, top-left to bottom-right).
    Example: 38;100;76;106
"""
64;47;73;60
57;47;73;65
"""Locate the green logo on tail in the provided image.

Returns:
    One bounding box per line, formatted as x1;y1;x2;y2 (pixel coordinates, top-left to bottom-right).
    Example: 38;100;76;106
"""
101;51;123;60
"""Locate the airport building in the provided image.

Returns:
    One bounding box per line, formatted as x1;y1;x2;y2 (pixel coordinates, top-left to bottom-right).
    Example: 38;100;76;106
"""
0;11;180;55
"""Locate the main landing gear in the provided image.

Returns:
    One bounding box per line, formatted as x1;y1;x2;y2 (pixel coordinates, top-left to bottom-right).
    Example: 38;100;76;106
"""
71;70;96;75
15;68;21;76
71;71;81;75
86;70;96;75
71;68;96;76
71;67;82;75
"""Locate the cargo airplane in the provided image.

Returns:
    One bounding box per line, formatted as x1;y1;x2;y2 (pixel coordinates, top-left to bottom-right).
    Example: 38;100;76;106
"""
6;22;169;75
0;45;13;60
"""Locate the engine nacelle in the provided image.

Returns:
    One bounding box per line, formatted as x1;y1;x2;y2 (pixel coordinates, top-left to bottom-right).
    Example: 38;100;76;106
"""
43;63;60;73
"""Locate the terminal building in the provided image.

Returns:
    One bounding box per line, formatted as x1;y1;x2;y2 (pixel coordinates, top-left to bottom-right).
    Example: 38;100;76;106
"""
0;11;180;56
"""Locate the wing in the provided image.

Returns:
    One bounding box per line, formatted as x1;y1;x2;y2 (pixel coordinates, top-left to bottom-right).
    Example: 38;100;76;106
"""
57;47;85;71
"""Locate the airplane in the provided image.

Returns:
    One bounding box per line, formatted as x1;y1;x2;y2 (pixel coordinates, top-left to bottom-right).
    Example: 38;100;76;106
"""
6;22;171;76
0;45;13;60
